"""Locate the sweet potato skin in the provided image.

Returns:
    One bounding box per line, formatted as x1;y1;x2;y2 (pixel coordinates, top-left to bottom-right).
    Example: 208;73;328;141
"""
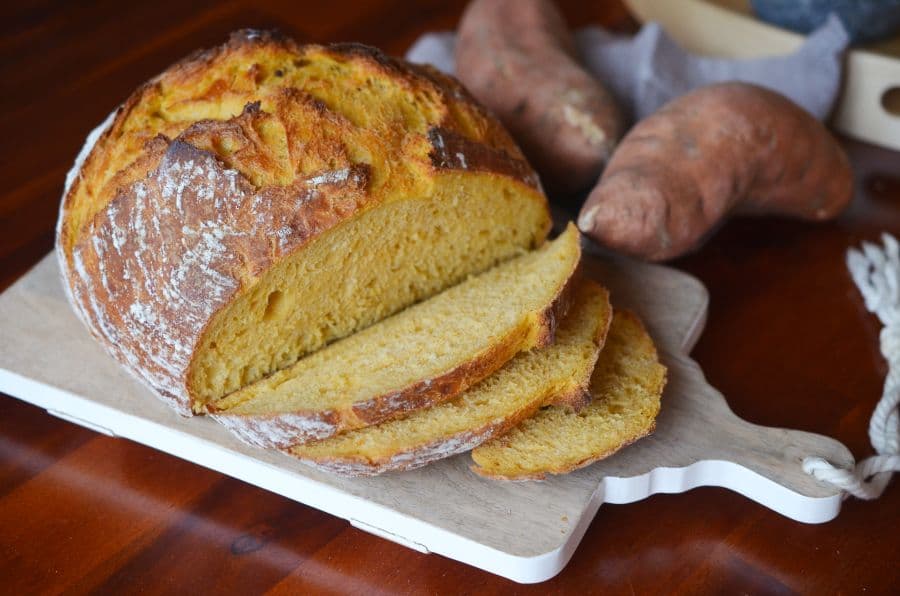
455;0;622;194
577;83;853;261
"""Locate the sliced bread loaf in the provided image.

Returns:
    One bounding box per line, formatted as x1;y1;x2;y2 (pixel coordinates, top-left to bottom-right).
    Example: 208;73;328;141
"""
209;224;582;448
57;31;551;415
289;280;612;475
471;310;666;480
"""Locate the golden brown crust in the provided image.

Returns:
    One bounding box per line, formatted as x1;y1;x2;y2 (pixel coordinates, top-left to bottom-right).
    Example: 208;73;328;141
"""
470;310;667;481
427;127;540;188
298;399;544;476
543;272;611;412
350;323;534;425
60;30;537;257
57;30;547;415
296;383;596;477
207;250;580;448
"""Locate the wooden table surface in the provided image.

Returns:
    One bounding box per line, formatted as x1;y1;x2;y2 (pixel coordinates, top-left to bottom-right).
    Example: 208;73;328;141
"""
2;1;898;593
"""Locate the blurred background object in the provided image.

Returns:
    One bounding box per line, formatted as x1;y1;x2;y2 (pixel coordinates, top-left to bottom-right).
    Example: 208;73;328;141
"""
625;0;900;151
751;0;900;43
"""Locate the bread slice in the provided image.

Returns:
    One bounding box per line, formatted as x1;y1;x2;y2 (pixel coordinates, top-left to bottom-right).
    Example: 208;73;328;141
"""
209;224;582;448
471;310;666;480
288;280;612;475
57;31;551;416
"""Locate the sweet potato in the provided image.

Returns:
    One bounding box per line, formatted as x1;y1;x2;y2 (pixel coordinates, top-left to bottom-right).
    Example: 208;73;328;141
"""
455;0;622;194
578;82;853;261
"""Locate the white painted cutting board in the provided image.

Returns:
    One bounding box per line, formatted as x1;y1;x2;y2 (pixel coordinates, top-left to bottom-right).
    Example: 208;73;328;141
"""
0;250;853;584
624;0;900;151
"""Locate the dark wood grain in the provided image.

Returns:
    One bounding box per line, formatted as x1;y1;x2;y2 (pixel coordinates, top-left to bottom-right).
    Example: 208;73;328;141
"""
1;1;898;593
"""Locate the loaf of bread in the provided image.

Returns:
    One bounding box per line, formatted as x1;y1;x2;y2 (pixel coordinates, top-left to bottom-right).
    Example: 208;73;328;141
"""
471;310;666;480
57;30;551;415
56;29;666;482
289;280;611;475
210;224;582;447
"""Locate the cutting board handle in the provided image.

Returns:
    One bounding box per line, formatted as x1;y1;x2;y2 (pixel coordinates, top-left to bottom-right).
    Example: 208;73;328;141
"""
599;351;855;524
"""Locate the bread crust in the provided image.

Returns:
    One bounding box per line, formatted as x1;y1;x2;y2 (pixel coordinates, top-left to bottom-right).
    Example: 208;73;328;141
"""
208;250;580;448
294;372;597;476
471;310;667;480
543;274;611;412
56;30;548;415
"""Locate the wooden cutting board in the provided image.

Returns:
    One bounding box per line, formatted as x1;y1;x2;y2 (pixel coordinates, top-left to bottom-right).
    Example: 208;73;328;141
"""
0;249;853;584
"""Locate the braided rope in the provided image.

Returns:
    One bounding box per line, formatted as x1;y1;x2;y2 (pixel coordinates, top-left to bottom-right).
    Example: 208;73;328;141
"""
802;234;900;499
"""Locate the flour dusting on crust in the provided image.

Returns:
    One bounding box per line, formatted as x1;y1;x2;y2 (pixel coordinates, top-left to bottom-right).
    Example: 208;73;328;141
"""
65;137;369;414
298;427;494;477
213;410;339;447
57;108;118;323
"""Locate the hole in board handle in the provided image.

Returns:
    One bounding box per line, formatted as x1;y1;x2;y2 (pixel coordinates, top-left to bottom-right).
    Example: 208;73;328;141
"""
881;86;900;117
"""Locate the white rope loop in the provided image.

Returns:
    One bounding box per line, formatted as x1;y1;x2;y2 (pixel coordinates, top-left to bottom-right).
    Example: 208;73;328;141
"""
802;234;900;500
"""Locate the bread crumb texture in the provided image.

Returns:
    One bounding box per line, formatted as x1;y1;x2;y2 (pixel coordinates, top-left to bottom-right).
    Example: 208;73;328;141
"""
209;225;581;447
471;310;666;479
288;279;611;475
